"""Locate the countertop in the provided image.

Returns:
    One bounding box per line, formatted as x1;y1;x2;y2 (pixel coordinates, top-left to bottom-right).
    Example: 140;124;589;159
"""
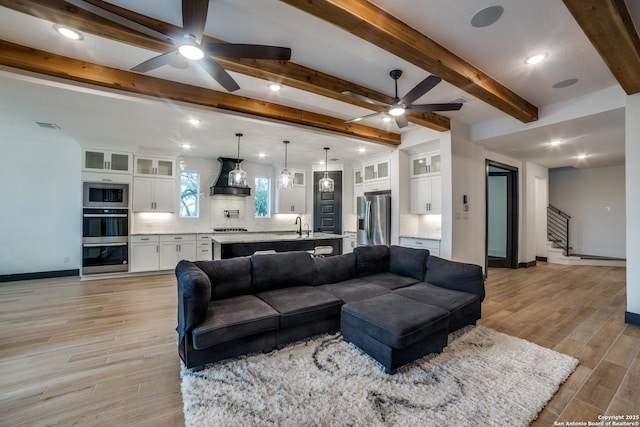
211;232;344;245
399;234;442;241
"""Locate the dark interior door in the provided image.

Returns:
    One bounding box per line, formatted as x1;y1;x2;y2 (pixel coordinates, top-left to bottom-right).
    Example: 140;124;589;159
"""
313;171;342;234
486;162;518;269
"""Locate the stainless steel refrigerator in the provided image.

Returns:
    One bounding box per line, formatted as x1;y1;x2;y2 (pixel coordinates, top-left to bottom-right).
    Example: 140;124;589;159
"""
357;191;391;246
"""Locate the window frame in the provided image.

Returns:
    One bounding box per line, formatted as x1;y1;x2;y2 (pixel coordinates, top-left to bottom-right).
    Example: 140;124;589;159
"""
179;170;200;218
254;175;271;218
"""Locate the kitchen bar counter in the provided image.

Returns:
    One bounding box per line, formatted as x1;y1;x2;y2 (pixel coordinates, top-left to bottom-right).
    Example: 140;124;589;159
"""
211;232;343;259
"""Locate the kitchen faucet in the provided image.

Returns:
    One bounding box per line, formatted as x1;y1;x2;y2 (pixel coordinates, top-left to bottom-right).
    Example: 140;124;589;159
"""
303;223;310;237
295;216;302;236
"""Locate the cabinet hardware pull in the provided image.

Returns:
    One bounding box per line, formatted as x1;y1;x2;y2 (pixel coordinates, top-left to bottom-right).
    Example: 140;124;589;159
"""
156;245;159;253
141;238;149;241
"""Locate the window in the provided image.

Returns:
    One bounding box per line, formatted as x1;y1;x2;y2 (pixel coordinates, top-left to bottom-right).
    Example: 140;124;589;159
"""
179;171;199;218
255;176;271;218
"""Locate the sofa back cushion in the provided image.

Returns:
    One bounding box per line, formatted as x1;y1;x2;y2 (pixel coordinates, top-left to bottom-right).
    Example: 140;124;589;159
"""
425;256;486;301
389;245;428;281
311;253;357;285
353;245;389;277
251;251;313;293
195;257;251;300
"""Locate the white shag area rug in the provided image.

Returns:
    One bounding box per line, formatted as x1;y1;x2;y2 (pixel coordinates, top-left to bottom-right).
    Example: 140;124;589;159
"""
181;325;578;427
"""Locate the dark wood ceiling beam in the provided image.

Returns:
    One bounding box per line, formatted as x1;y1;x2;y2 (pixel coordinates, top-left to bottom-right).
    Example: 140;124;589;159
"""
0;0;450;132
563;0;640;94
0;40;400;146
280;0;539;123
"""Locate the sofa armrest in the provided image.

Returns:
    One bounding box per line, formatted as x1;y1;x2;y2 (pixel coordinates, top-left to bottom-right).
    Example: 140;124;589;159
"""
175;260;212;338
425;256;485;302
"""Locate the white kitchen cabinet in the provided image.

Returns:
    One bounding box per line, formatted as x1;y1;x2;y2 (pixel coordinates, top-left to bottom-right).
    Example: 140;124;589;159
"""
132;177;175;212
410;175;441;214
354;168;363;185
83;149;132;174
196;233;213;261
399;237;440;256
363;179;391;193
130;235;160;272
134;156;175;178
159;234;196;270
343;231;357;254
276;186;306;214
353;184;363;214
410;152;441;177
363;159;390;182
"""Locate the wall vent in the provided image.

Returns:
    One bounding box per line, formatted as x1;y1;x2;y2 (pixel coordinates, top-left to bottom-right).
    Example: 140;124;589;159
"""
34;121;61;129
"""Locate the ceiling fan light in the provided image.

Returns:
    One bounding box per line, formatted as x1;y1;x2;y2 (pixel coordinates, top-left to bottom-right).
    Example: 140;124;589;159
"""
389;106;405;116
179;43;204;60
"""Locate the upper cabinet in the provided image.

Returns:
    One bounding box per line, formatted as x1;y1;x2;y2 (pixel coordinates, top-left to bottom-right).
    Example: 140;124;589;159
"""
275;170;306;214
410;152;441;177
363;159;390;182
83;149;132;174
134;156;175;178
354;169;363;185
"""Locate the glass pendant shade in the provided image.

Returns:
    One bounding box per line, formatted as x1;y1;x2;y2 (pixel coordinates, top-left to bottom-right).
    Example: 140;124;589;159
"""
228;133;248;187
278;140;294;189
319;147;334;192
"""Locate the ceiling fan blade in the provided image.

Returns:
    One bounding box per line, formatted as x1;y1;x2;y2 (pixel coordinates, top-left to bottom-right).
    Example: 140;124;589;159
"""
64;0;172;42
394;114;409;128
401;75;442;105
408;103;463;112
131;51;180;73
183;0;209;44
205;43;292;60
344;111;383;124
200;57;241;92
342;91;392;109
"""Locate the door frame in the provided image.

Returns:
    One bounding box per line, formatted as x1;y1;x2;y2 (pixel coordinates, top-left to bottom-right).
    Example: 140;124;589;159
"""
485;160;519;270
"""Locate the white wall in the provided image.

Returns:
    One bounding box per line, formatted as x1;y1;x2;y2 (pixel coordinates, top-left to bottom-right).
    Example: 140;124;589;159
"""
626;93;640;317
549;165;626;258
0;137;81;275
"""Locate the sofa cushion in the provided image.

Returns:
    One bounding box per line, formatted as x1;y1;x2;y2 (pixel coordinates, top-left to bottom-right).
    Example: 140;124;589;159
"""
389;245;428;281
426;256;486;301
257;286;343;328
359;272;420;290
311;253;357;285
191;295;279;350
195;257;251;300
318;278;390;303
353;245;390;277
341;293;449;349
394;282;481;331
251;251;313;293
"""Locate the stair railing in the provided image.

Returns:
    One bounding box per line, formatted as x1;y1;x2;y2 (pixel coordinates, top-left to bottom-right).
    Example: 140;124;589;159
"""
547;205;571;256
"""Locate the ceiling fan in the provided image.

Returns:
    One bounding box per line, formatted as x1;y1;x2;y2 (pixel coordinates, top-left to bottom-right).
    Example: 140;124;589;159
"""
343;70;462;128
65;0;292;92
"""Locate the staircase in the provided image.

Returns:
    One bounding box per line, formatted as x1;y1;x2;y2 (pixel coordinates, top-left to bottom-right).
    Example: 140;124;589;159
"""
546;205;625;267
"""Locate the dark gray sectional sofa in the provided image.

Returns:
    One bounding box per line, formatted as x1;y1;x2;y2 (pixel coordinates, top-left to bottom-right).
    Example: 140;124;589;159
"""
176;245;485;371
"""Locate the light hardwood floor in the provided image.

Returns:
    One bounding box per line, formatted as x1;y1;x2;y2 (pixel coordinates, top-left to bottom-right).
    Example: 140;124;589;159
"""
0;262;638;426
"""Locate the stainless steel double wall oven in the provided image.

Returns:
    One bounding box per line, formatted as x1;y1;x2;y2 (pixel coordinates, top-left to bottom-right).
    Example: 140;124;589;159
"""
82;182;130;274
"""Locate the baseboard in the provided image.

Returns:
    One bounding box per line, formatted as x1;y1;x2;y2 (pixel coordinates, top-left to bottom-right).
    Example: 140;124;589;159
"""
536;256;548;262
625;311;640;327
0;269;79;283
518;260;537;268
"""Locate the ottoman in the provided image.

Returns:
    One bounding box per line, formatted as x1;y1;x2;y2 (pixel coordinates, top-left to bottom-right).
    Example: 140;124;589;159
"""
341;293;450;374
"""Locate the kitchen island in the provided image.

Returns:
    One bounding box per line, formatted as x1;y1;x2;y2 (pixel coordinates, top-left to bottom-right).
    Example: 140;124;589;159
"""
211;232;343;259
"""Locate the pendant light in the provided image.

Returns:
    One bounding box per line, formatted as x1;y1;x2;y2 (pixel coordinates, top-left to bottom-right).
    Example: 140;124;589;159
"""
277;140;294;189
228;133;247;187
318;147;334;192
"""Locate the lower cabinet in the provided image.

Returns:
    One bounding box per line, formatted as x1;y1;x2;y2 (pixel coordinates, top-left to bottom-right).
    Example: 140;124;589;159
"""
159;235;196;270
196;234;213;261
130;235;160;272
131;234;197;271
399;237;440;257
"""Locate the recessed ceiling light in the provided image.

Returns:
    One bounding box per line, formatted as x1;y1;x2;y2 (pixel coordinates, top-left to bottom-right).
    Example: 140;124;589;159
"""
553;78;578;89
188;118;201;126
182;143;191;149
549;140;561;146
576;154;588;159
471;5;504;28
268;83;282;92
382;116;392;122
524;53;547;65
358;147;366;153
53;24;83;40
259;153;266;158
